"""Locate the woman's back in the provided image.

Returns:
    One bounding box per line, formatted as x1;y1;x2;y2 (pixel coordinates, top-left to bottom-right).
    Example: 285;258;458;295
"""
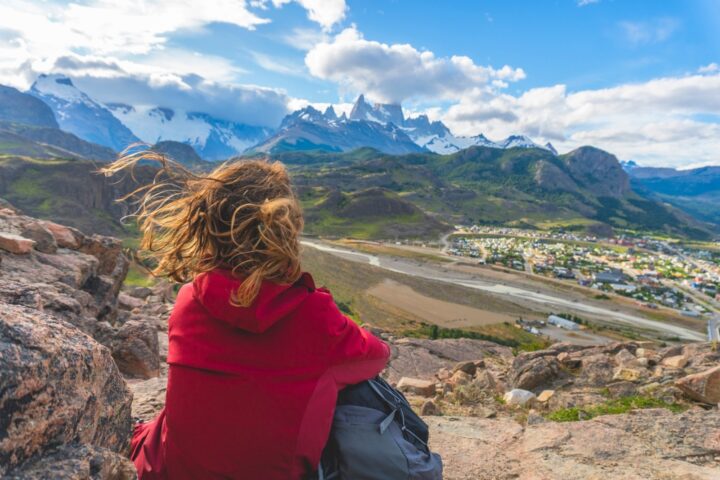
132;270;389;479
102;156;390;479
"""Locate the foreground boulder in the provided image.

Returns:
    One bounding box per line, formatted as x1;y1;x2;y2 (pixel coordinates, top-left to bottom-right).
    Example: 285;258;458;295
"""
0;207;160;378
0;303;133;477
675;366;720;404
429;408;720;479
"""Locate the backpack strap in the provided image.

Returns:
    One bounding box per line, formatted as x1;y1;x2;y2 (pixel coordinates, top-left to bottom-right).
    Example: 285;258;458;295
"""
368;378;431;448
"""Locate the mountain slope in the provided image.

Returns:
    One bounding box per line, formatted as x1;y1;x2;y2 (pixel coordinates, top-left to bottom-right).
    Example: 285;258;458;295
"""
29;75;139;151
0;156;156;234
628;165;720;226
0;85;58;128
284;146;713;239
0;121;116;161
150;140;210;169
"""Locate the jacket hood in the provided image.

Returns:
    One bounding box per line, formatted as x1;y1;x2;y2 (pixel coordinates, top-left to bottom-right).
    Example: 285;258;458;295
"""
192;269;315;333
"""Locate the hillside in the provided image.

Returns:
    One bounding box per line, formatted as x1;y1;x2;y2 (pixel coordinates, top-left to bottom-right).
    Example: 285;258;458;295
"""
629;165;720;227
0;84;59;128
150;140;209;169
0;143;714;240
0;121;117;160
0;156;156;235
285;146;713;239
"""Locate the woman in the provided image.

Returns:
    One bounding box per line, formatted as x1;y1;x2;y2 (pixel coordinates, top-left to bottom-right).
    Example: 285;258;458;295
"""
103;153;390;479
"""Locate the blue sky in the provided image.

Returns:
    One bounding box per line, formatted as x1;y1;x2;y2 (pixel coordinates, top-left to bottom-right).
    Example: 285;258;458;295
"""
0;0;719;167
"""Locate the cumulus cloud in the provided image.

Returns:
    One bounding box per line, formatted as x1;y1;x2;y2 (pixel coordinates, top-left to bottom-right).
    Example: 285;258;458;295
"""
440;72;720;168
305;26;525;103
269;0;346;30
20;54;290;127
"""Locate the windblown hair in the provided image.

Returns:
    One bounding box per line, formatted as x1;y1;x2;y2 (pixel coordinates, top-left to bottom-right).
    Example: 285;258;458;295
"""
101;150;303;307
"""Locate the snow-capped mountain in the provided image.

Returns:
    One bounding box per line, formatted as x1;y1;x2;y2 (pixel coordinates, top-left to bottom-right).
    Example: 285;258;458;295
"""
28;74;272;160
106;104;272;160
340;95;555;155
253;104;424;154
29;74;139;151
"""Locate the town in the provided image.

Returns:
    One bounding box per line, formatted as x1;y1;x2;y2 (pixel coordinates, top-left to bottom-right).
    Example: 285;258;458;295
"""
447;225;720;323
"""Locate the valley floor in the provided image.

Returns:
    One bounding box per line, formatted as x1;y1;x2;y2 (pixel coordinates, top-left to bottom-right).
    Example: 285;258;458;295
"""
302;239;707;344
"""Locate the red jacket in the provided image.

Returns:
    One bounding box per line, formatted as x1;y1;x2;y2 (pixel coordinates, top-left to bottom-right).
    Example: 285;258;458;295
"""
130;269;390;479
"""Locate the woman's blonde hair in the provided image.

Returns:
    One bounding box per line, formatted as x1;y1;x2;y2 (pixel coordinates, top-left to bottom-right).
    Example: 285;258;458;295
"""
101;150;303;307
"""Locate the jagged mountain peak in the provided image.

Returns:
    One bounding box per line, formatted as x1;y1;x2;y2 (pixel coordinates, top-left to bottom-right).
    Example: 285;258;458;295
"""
323;105;338;121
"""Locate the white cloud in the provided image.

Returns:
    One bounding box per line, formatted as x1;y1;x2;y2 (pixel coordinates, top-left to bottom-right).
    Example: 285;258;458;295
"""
281;27;329;50
0;0;270;58
250;51;308;77
578;0;600;6
305;26;525;103
699;63;719;74
270;0;346;30
618;18;680;46
15;54;290;127
440;71;720;168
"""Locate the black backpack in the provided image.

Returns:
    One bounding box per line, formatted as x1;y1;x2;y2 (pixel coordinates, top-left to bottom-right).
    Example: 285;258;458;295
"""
319;377;443;479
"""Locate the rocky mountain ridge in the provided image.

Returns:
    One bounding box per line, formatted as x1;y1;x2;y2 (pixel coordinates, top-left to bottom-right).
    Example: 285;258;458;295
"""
255;94;556;156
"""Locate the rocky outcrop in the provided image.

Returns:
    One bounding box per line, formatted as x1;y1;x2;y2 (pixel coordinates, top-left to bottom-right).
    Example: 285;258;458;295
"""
0;207;166;476
429;408;720;479
0;206;159;378
0;303;133;477
562;146;631;198
384;337;514;383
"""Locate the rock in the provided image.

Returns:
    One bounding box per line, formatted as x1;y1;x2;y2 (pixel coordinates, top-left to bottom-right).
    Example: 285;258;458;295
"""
111;317;161;378
118;291;144;311
428;409;720;480
662;355;688;369
556;351;581;369
537;390;555;403
21;222;57;253
614;348;638;367
636;357;650;368
453;360;478;376
0;303;132;476
385;338;513;383
675;365;720;404
129;376;167;422
421;399;440;416
397;377;437;397
6;444;136;480
449;370;472;387
612;367;643;382
128;286;153;299
503;389;537;407
577;353;615;386
526;410;546;425
0;232;35;254
436;367;452;381
510;355;561;391
636;347;656;358
471;370;503;395
43;221;84;249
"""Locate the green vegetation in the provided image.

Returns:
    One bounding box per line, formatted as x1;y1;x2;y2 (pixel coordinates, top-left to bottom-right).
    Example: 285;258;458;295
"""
546;395;686;422
283;146;712;240
403;322;551;352
124;263;157;288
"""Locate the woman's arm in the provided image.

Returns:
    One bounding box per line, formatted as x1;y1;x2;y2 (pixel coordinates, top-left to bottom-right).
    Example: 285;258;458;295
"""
320;292;391;387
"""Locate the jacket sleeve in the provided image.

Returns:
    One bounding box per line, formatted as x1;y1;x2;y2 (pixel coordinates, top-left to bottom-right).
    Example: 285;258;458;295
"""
320;292;391;388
